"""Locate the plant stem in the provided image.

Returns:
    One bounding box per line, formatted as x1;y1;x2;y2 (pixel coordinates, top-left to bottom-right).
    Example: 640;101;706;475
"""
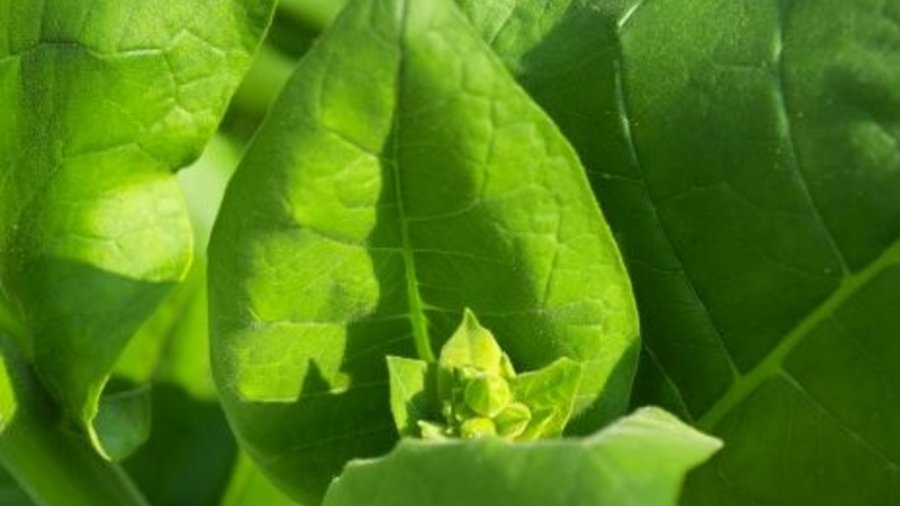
277;0;344;32
0;335;148;506
0;419;148;506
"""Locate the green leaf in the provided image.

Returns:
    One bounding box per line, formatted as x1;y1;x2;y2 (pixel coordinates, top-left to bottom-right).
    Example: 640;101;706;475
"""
0;0;276;459
457;0;900;503
209;0;638;502
510;358;582;440
323;407;721;506
386;356;436;437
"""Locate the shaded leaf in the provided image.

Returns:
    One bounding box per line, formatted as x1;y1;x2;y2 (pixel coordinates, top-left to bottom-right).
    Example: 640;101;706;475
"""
456;0;900;503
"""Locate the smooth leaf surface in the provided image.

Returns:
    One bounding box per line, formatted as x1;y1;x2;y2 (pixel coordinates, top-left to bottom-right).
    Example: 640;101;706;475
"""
0;0;275;459
323;407;720;506
209;0;638;502
458;0;900;503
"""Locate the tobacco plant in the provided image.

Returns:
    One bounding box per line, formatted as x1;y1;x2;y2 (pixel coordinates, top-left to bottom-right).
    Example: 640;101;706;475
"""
0;0;896;505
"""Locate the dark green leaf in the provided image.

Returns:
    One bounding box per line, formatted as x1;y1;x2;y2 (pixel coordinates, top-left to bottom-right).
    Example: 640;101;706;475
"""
457;0;900;503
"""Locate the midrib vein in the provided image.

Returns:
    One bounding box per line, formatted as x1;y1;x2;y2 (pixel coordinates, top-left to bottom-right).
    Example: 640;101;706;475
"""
390;0;434;363
698;238;900;430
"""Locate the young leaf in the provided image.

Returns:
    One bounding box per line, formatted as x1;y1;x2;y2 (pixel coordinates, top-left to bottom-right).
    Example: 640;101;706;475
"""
0;0;276;459
209;0;639;501
510;358;582;440
386;356;436;437
457;0;900;503
323;407;722;506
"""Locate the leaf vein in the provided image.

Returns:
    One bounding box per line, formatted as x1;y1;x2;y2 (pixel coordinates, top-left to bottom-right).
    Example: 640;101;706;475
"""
771;0;849;274
612;43;741;382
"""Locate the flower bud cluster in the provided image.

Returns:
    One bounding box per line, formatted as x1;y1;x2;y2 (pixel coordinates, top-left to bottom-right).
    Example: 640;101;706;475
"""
438;362;532;439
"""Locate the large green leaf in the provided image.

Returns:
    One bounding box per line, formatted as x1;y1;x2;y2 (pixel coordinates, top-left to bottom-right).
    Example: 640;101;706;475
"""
323;407;720;506
209;0;638;502
457;0;900;503
0;0;275;459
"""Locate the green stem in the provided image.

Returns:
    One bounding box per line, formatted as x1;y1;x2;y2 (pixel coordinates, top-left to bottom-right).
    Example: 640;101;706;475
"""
277;0;345;32
0;421;148;506
0;297;25;353
228;44;297;121
0;335;148;506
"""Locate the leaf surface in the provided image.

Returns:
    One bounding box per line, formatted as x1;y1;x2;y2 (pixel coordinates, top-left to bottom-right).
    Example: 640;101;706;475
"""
456;0;900;503
0;0;275;458
323;407;720;506
209;0;638;502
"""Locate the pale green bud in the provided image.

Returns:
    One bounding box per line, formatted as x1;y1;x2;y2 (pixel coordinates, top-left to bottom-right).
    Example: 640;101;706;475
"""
460;417;496;439
464;373;510;417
